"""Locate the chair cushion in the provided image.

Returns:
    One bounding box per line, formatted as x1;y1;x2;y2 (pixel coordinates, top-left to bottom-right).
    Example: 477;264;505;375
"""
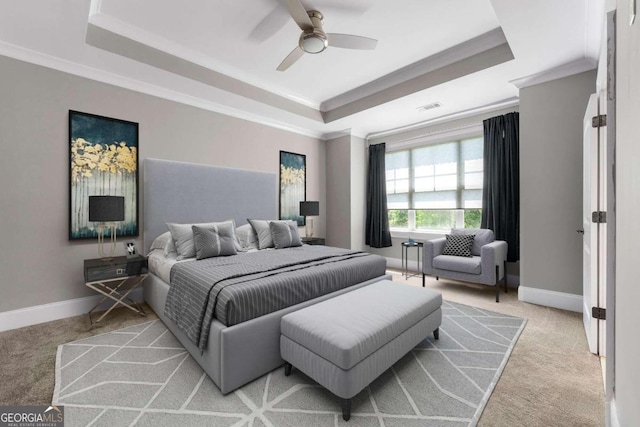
442;234;474;257
433;255;482;275
452;228;495;256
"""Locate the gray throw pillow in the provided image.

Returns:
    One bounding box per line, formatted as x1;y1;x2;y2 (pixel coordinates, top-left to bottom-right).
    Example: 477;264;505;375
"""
442;234;475;257
167;220;236;260
248;219;297;249
269;221;302;249
247;219;274;249
192;223;238;260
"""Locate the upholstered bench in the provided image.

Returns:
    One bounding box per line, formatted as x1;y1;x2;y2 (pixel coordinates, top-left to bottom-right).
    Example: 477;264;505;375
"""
280;279;442;421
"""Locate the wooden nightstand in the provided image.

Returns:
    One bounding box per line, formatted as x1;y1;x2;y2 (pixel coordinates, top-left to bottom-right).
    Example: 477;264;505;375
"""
84;255;148;323
302;237;325;245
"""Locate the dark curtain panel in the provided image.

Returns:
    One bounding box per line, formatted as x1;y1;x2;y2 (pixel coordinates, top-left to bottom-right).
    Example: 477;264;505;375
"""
481;112;520;261
366;143;392;248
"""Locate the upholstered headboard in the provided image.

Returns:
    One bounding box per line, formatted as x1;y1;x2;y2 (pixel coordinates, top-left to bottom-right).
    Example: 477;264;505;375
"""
143;158;277;254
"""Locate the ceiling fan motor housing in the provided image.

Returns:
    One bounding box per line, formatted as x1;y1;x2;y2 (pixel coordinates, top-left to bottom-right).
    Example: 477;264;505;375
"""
299;10;327;54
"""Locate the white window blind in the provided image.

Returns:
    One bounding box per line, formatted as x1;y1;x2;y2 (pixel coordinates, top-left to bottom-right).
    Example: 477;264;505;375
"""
386;137;483;210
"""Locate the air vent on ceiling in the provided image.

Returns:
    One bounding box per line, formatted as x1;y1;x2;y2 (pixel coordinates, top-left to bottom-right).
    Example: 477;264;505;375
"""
416;102;442;112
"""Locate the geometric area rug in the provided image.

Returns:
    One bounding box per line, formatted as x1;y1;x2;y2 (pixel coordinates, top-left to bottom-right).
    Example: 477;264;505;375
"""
53;301;526;427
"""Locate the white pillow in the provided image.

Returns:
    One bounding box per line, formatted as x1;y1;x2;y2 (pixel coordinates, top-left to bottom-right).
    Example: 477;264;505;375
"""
150;231;177;255
236;223;258;250
167;220;239;260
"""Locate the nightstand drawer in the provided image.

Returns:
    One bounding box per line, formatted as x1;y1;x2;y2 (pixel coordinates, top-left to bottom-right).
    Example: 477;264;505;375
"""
84;256;148;282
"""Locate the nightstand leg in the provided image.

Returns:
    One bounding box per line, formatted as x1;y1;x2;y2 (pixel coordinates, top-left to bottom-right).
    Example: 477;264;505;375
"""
86;275;148;323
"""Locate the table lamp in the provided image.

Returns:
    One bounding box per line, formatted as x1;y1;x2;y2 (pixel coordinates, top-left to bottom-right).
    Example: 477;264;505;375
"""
89;196;124;260
299;201;319;239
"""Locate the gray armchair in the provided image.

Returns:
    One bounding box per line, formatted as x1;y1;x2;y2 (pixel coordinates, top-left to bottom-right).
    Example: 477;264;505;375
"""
422;229;508;302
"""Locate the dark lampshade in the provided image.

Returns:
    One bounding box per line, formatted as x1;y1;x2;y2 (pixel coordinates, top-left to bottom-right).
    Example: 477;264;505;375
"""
299;201;319;216
89;196;125;222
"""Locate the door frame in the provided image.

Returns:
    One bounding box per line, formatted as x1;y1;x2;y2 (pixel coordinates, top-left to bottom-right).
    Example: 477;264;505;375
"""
603;9;616;425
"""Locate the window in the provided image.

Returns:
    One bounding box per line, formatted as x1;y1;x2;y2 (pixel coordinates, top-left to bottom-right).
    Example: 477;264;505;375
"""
386;137;483;231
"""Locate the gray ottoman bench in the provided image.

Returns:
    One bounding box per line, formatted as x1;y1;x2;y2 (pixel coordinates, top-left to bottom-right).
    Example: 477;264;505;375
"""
280;279;442;421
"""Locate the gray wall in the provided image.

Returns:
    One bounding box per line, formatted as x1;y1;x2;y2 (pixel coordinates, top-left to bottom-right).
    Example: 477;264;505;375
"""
0;55;326;313
613;2;640;424
519;70;596;295
350;136;366;251
326;135;351;248
325;134;367;250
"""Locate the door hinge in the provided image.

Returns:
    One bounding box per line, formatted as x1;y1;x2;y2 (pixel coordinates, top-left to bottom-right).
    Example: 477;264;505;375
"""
592;211;607;223
592;114;607;127
592;307;607;320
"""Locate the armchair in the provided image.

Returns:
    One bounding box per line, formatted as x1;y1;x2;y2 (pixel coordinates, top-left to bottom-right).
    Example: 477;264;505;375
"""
422;229;508;302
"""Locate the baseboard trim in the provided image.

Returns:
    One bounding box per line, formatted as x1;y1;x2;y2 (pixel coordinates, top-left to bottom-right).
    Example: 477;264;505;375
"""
608;396;620;427
384;256;520;286
385;256;419;273
518;286;582;312
0;288;144;332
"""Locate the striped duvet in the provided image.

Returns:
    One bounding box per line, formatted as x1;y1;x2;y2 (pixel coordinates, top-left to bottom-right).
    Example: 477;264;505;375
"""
164;245;386;350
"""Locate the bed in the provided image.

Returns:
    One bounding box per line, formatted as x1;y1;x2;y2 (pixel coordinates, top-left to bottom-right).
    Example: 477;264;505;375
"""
142;158;390;394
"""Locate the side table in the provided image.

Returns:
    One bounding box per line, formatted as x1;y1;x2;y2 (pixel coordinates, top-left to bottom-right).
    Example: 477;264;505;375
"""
401;241;423;279
84;255;148;324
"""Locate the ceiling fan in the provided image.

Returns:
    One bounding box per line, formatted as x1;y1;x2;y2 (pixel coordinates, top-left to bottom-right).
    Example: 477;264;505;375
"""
276;0;378;71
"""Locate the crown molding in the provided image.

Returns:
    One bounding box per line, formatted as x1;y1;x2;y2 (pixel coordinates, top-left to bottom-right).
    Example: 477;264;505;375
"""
321;28;509;112
0;40;325;140
322;129;352;141
509;58;597;89
88;7;320;110
366;97;519;141
385;123;484;152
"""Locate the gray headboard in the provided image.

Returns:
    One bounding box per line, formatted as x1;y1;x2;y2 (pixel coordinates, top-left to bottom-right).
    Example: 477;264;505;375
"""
143;158;277;254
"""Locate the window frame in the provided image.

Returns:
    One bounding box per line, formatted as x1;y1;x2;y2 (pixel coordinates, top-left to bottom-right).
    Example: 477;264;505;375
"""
385;129;484;235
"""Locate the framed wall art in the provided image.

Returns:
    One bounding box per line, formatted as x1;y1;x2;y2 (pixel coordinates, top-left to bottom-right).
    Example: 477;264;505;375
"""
69;110;139;240
279;151;306;226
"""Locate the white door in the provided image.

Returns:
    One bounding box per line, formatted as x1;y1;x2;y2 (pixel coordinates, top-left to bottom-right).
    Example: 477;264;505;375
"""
582;92;607;356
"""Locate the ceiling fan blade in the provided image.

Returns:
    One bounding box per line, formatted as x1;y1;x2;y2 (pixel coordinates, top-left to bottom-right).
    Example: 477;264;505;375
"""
284;0;313;31
277;46;305;71
248;5;290;42
327;33;378;50
321;0;373;14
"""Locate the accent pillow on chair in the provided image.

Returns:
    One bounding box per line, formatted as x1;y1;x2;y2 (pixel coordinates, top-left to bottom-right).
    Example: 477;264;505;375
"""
451;228;494;256
442;234;475;257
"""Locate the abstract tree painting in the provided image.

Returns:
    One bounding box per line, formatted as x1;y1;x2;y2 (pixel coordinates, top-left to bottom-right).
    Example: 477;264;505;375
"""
69;111;139;240
279;151;306;226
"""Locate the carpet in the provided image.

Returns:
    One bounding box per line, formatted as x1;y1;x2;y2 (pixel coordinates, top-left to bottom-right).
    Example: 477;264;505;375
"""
53;301;526;427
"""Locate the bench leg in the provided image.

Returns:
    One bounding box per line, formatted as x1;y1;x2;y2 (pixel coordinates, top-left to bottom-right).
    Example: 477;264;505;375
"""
495;265;500;303
436;276;439;281
422;273;425;287
284;362;292;376
341;398;351;421
433;328;439;340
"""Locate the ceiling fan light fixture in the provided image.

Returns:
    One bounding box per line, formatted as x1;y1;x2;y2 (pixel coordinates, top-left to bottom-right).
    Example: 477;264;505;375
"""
300;31;328;54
